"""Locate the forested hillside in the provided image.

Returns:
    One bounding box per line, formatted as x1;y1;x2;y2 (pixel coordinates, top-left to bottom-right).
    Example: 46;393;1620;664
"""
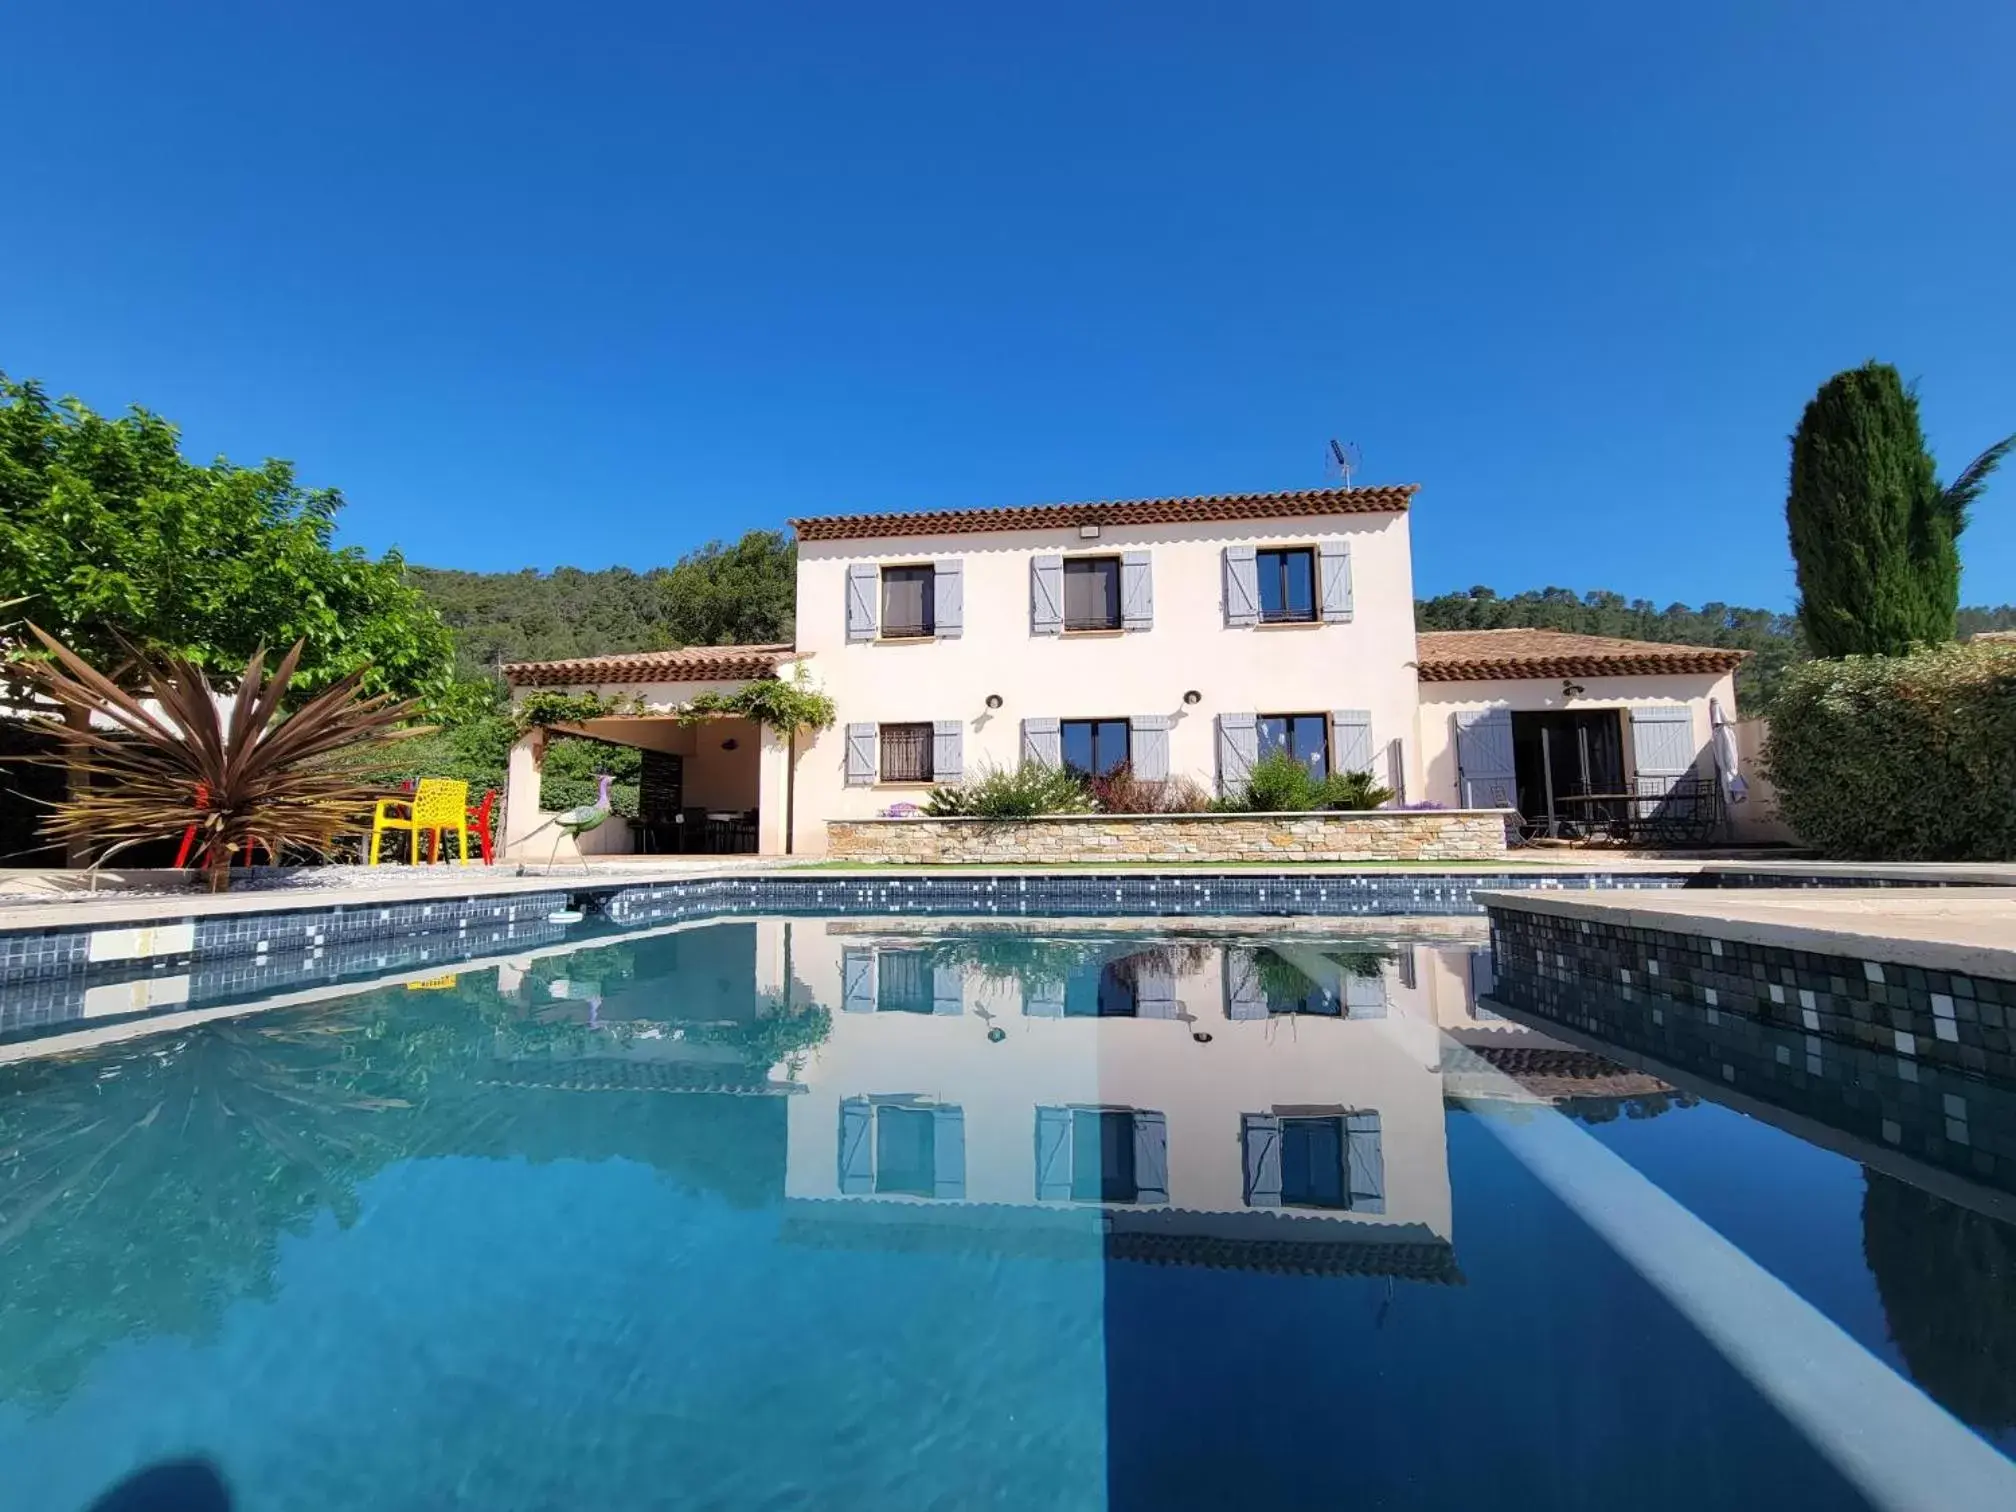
411;531;2016;712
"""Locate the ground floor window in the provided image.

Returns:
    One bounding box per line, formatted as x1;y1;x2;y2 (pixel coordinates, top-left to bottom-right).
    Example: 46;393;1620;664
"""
879;722;934;783
1036;1105;1170;1205
1061;718;1130;776
1258;713;1329;778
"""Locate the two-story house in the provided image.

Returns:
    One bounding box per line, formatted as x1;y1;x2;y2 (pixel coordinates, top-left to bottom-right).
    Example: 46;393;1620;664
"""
500;484;1747;859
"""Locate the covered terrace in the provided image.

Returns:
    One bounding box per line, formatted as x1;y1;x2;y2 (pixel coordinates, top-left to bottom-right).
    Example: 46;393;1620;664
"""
500;645;805;862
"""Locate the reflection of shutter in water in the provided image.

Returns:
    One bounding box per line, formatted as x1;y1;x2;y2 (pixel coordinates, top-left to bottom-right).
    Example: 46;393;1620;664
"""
931;1106;966;1200
838;1100;873;1194
841;947;876;1012
1226;949;1269;1019
1024;975;1065;1017
1242;1113;1282;1206
1035;1106;1073;1200
1346;1112;1385;1213
931;963;964;1015
1132;1111;1170;1204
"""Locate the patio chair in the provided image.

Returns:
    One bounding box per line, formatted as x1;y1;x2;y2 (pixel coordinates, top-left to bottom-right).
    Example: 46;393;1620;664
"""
466;788;498;865
370;778;473;865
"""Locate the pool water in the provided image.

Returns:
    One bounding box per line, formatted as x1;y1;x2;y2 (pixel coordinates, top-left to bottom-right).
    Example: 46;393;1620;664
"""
2;918;2013;1511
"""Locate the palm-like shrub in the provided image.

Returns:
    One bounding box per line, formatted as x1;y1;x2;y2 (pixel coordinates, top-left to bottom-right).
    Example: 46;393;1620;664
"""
1221;752;1396;813
17;625;417;890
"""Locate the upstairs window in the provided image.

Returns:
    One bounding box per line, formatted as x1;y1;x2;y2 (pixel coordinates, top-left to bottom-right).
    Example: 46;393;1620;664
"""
880;565;935;638
1061;718;1130;777
875;950;935;1014
1062;556;1122;632
879;722;934;783
1256;547;1317;623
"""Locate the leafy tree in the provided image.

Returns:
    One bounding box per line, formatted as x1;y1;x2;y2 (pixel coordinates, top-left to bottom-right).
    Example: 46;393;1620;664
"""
0;374;453;702
411;531;795;679
1785;362;2012;657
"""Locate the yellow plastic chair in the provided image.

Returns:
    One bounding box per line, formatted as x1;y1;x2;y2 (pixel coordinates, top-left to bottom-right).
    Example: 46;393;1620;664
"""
370;778;473;865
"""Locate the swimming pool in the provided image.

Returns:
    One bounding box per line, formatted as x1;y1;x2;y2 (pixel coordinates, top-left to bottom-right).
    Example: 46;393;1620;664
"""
2;916;2012;1510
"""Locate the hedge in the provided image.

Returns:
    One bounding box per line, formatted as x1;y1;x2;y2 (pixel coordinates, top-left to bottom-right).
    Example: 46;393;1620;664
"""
1760;642;2016;860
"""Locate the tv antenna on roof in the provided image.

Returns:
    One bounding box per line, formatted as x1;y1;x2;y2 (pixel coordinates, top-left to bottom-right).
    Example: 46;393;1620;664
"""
1329;438;1362;488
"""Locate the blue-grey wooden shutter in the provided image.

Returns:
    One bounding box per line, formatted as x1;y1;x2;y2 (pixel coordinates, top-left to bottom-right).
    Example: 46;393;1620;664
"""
1030;555;1064;635
1453;709;1516;808
932;720;963;782
846;563;878;642
933;559;962;638
1135;960;1178;1018
1344;968;1388;1020
1121;550;1154;631
1133;1111;1170;1204
838;1100;874;1193
1242;1113;1282;1206
1035;1106;1073;1200
842;946;877;1012
932;963;964;1015
1129;715;1171;781
1329;709;1375;777
1346;1111;1385;1213
1022;716;1061;768
1318;540;1354;622
1216;713;1258;794
845;723;877;786
1630;705;1695;798
932;1106;965;1199
1225;948;1269;1019
1386;738;1408;804
1024;976;1065;1017
1223;546;1259;628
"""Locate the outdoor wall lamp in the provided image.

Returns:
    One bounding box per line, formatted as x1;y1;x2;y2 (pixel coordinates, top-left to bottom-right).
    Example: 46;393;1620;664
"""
1182;690;1202;705
721;737;739;751
1561;681;1587;698
985;694;1004;709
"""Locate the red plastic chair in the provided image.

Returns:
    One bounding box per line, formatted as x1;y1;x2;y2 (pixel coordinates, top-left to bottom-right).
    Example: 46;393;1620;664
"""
467;788;498;865
174;783;272;868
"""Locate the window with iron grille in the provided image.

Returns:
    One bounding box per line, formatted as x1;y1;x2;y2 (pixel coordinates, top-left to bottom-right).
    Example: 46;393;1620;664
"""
879;722;934;783
1256;547;1317;623
1062;556;1122;631
880;565;935;638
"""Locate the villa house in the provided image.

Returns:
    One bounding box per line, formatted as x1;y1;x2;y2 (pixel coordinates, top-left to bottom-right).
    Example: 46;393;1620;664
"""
500;485;1748;859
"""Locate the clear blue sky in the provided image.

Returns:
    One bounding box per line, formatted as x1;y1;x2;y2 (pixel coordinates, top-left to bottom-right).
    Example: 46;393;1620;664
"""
5;2;2012;608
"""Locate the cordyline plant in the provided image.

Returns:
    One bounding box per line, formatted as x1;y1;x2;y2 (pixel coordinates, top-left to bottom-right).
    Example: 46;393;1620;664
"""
16;624;418;891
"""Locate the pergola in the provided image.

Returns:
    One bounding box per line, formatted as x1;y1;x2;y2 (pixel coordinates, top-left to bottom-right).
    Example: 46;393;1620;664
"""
500;645;807;861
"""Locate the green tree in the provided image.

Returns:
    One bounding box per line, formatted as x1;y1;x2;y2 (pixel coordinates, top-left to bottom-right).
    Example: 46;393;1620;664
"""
1785;362;2012;657
0;373;452;701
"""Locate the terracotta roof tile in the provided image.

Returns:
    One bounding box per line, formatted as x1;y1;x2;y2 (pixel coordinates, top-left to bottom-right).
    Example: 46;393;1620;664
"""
503;644;799;688
1416;628;1748;682
790;484;1418;543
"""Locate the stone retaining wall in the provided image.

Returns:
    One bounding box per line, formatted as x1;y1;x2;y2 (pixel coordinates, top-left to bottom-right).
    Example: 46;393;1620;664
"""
824;810;1510;864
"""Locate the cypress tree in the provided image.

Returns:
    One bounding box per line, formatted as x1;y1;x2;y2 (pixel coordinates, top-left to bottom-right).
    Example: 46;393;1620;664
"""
1786;362;2012;658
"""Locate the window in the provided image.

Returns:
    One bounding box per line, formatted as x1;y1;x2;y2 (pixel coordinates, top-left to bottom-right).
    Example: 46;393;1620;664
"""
1062;556;1122;631
1256;547;1316;623
1258;713;1329;777
880;565;935;638
879;722;934;783
1036;1106;1168;1205
1280;1117;1348;1209
875;1105;937;1197
876;950;934;1014
1061;718;1130;777
1072;1110;1139;1202
1064;961;1138;1017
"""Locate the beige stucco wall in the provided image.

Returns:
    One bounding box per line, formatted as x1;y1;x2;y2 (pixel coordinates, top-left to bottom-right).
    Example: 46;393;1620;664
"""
1416;670;1738;810
788;512;1424;855
781;920;1451;1236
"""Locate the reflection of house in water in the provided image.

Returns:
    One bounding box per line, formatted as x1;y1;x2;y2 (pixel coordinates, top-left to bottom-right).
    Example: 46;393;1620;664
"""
786;922;1482;1282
